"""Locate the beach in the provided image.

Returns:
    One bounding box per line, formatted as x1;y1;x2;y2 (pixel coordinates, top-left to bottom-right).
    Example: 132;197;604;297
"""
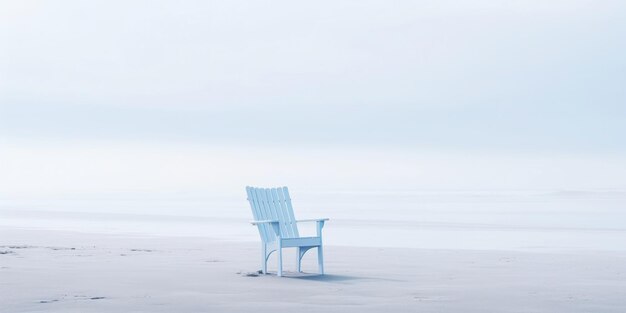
3;0;626;311
2;226;626;312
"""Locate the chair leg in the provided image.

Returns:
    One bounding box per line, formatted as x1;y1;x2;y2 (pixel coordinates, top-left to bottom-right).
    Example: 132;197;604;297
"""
318;245;324;275
261;244;267;274
296;247;301;273
277;243;283;277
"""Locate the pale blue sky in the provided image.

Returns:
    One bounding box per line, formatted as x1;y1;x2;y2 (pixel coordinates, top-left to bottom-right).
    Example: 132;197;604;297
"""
1;1;625;197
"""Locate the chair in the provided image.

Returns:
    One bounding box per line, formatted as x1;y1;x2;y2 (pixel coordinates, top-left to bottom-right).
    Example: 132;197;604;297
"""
246;186;328;277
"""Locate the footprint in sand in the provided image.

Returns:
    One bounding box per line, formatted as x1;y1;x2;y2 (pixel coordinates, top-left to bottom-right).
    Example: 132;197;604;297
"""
40;296;108;303
48;247;76;251
237;270;263;277
1;245;31;249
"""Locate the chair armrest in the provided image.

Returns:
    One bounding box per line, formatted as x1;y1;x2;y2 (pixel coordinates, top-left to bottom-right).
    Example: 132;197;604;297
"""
296;218;328;237
250;220;281;236
250;219;279;225
296;218;329;223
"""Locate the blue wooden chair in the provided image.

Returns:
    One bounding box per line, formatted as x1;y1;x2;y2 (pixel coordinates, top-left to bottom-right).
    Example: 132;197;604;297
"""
246;186;329;277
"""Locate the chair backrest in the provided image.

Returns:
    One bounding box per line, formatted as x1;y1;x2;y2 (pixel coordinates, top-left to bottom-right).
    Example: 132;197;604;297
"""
246;186;300;242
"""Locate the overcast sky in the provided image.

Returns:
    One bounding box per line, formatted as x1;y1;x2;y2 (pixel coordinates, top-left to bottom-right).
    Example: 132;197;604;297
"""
1;1;625;197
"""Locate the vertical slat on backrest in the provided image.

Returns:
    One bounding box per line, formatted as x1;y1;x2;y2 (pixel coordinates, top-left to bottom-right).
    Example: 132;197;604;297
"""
255;187;277;242
247;187;271;242
270;188;293;238
256;187;270;225
276;187;299;238
263;188;286;238
262;188;281;240
254;187;277;242
282;187;300;238
246;187;263;241
266;188;282;236
255;187;271;242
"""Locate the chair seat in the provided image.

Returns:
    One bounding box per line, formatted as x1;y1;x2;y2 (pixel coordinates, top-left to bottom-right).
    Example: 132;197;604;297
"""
267;236;321;248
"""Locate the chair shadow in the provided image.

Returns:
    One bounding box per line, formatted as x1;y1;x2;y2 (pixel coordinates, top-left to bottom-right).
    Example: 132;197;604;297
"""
284;273;404;283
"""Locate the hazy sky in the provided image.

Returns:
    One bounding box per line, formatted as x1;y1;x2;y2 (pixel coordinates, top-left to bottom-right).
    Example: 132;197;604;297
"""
1;1;625;197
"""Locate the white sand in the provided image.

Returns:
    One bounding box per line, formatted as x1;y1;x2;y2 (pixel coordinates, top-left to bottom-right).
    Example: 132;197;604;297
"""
1;227;625;312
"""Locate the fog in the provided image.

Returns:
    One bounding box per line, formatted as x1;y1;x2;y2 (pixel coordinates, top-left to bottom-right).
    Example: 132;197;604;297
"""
1;0;625;202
